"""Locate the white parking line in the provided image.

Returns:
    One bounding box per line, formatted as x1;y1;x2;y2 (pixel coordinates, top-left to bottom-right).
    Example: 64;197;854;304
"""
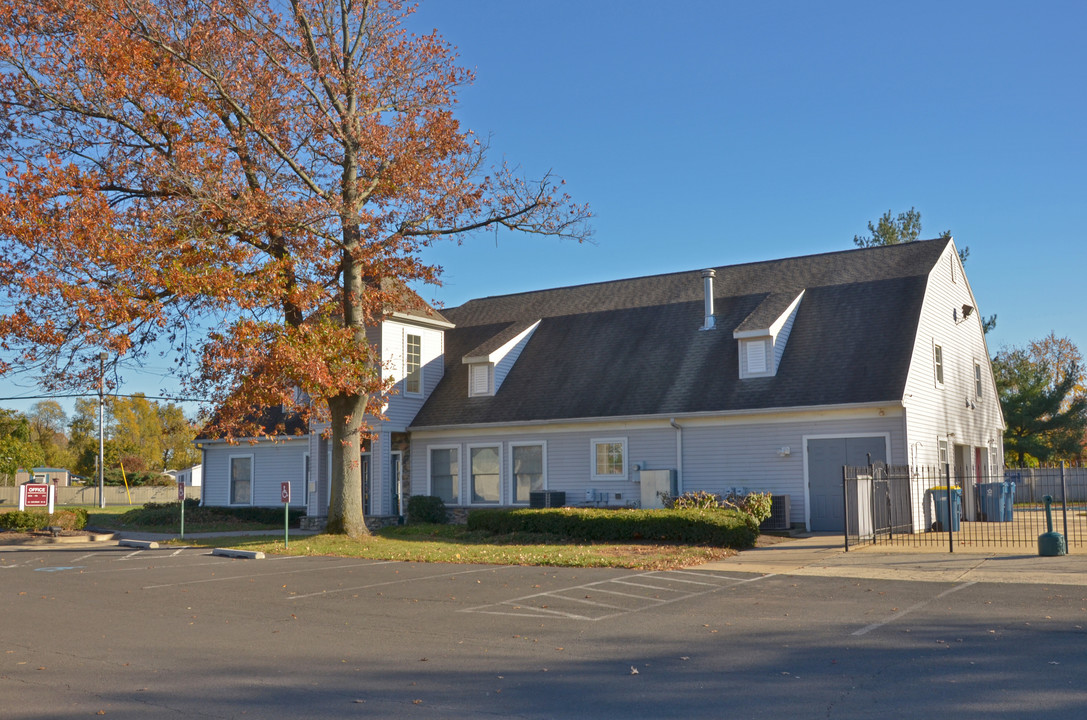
851;582;977;636
142;559;400;589
463;571;771;621
286;564;514;600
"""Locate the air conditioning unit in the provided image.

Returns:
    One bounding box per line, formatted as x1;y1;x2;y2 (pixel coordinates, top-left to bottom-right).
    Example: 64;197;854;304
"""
759;494;791;531
529;491;566;508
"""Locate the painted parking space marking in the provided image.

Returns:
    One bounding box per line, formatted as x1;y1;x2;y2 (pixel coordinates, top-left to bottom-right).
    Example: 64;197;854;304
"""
851;582;977;636
285;564;515;600
463;570;771;621
142;559;400;590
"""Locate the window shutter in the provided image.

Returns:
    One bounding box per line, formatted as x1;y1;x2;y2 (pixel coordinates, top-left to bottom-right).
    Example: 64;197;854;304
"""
470;363;490;396
746;339;767;374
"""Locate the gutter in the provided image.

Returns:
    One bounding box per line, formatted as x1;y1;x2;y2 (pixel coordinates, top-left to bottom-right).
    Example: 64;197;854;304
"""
670;418;683;495
408;400;904;433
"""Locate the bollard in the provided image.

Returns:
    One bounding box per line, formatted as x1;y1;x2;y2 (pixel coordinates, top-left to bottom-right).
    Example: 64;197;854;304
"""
1038;495;1067;557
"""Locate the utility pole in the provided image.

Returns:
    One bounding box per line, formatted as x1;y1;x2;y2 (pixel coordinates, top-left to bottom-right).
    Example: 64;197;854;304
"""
98;351;107;509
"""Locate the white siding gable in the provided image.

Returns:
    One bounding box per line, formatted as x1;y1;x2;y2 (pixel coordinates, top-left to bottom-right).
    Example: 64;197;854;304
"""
901;240;1004;472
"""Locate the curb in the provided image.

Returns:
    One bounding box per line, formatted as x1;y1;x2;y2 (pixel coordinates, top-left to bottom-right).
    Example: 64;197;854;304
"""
212;548;266;560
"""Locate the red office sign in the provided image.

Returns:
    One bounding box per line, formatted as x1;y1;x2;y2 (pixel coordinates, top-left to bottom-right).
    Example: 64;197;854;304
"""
281;482;291;504
24;484;49;507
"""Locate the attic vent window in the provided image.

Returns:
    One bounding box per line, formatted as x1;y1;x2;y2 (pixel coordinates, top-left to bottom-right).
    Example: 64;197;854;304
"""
469;363;492;396
746;339;767;374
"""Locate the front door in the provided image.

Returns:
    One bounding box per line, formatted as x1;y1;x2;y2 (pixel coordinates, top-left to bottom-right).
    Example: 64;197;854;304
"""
806;436;888;531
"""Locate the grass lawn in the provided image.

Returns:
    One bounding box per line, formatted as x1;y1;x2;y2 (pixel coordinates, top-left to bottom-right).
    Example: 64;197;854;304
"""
173;523;740;570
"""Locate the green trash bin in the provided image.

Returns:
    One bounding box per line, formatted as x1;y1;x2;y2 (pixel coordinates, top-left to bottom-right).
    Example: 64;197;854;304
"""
931;486;962;531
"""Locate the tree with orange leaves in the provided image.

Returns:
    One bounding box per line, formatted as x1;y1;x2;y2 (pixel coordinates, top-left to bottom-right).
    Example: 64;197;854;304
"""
0;0;590;535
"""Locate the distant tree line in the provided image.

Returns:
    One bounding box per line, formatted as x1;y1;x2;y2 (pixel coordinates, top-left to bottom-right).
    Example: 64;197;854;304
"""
0;395;200;486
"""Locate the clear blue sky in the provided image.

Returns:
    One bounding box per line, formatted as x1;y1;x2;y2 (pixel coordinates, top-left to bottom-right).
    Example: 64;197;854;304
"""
2;0;1084;418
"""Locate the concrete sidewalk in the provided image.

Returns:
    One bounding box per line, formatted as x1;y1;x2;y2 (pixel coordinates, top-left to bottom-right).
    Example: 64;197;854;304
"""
699;533;1087;586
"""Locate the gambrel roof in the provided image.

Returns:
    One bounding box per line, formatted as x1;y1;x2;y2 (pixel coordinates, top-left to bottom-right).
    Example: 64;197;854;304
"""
409;238;952;428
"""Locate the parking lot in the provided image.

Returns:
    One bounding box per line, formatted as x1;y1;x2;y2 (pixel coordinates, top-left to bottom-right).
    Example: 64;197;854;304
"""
3;543;1087;718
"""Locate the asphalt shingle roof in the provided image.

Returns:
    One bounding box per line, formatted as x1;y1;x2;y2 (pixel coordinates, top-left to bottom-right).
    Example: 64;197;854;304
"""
409;239;950;428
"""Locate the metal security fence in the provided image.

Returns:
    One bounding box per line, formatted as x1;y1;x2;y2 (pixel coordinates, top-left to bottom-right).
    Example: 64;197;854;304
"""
844;464;1085;552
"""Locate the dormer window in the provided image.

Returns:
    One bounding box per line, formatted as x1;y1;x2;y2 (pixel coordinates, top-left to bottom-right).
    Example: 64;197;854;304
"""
733;290;803;380
469;362;493;397
462;319;540;398
745;338;769;374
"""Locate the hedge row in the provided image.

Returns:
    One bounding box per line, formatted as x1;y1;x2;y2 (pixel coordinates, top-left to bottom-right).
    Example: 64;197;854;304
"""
466;507;759;549
120;501;305;527
0;508;89;532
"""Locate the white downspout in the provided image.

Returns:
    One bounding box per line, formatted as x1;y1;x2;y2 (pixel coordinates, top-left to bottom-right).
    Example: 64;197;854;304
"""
670;418;683;494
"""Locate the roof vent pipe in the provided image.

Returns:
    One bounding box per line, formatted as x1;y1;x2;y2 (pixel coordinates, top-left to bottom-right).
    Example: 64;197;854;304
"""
700;269;716;330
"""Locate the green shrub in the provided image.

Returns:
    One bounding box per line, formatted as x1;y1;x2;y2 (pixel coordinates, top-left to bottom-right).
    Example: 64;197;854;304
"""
727;491;773;524
0;508;88;531
117;503;304;527
466;507;758;549
407;495;448;524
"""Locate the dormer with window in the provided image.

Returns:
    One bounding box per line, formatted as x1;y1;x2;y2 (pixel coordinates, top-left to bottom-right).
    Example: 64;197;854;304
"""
462;319;541;397
733;290;804;379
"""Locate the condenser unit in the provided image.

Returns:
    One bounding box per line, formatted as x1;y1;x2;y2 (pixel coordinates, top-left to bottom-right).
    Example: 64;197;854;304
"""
759;494;792;531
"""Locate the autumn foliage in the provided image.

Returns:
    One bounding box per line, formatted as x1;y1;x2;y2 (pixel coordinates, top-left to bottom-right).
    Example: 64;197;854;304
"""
0;1;590;534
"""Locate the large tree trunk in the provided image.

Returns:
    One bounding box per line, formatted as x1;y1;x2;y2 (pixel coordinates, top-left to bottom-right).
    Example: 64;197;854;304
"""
325;392;369;536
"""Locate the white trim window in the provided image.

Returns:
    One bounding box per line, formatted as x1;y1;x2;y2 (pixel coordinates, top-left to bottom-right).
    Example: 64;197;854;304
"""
428;446;459;505
229;454;254;505
592;438;627;480
469;363;492;397
468;444;501;504
974;360;983;399
938;438;949;468
405;333;422;395
510;442;546;504
933;343;945;387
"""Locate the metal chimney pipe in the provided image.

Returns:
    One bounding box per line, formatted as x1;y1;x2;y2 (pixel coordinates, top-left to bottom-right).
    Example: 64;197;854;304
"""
700;269;716;330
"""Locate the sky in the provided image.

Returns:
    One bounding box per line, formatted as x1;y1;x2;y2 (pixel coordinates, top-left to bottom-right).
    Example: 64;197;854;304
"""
1;0;1085;419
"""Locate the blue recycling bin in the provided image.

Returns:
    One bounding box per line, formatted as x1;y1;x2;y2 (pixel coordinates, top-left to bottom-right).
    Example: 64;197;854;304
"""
976;482;1006;522
931;486;962;531
1003;481;1016;521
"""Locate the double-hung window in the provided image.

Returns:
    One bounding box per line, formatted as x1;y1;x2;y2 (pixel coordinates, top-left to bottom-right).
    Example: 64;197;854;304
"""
974;361;983;399
230;455;253;505
429;447;459;504
592;438;626;480
469;445;501;504
405;334;422;395
934;344;945;386
511;443;545;504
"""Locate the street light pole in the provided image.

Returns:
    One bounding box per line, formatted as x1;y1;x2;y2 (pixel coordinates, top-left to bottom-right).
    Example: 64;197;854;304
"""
98;351;107;509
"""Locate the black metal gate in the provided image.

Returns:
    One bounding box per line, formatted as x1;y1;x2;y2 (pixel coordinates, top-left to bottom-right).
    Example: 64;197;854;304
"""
843;463;1085;552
